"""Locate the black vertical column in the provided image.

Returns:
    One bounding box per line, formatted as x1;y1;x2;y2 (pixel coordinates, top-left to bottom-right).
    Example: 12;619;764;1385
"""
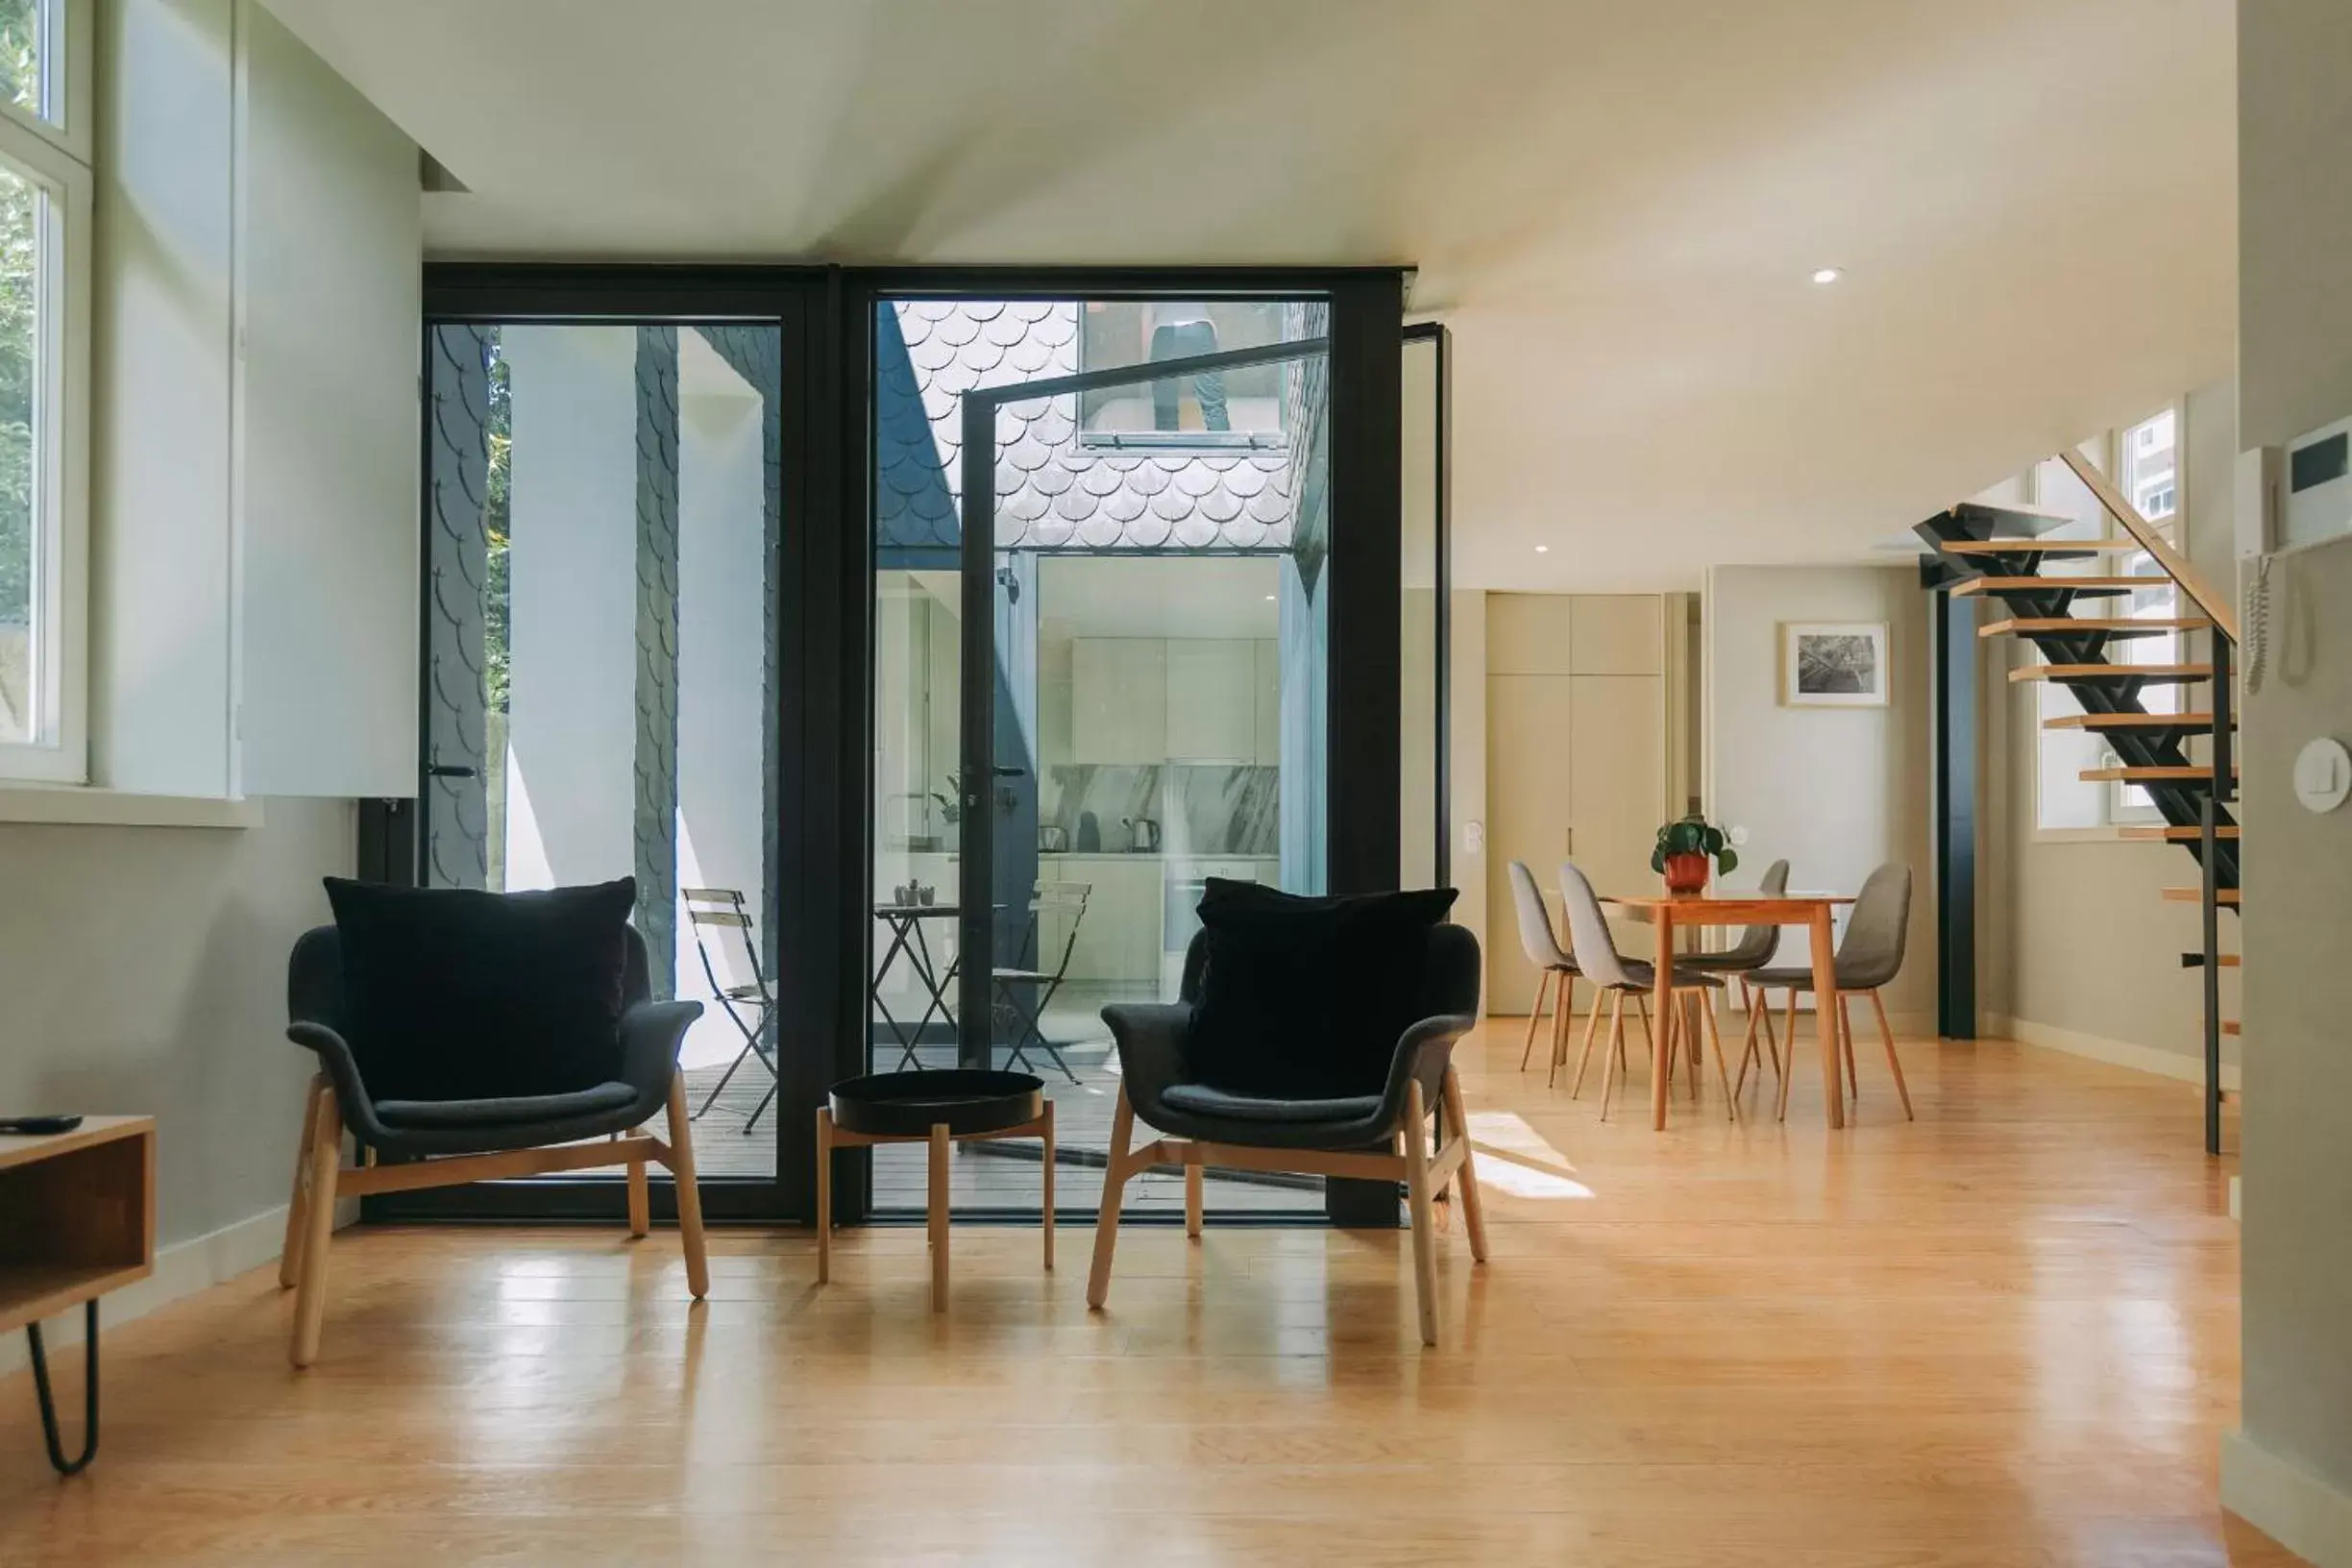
1931;586;1977;1040
1325;275;1409;1228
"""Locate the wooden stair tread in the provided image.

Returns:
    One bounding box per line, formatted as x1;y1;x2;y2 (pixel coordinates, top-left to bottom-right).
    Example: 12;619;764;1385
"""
1941;539;2148;554
2122;824;2241;841
2011;663;2212;683
1953;576;2149;598
2043;712;2223;729
2079;765;2237;782
1980;616;2214;637
2161;887;2242;905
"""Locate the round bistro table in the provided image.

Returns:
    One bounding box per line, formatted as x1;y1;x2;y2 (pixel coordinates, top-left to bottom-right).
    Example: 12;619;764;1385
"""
816;1069;1052;1311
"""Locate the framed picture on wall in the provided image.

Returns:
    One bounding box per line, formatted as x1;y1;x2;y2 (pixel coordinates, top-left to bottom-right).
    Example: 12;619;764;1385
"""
1780;622;1889;707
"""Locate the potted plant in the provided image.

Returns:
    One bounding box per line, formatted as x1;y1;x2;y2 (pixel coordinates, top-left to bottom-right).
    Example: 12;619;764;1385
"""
1653;815;1737;895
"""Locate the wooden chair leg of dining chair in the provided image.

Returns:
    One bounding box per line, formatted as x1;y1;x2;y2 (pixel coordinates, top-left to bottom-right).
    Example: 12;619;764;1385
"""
1759;986;1783;1081
1776;991;1800;1123
1549;972;1576;1075
1685;992;1703;1099
1734;992;1760;1098
1870;989;1915;1120
1518;968;1554;1071
1567;987;1605;1096
1599;991;1627;1122
1702;992;1736;1122
1838;992;1860;1106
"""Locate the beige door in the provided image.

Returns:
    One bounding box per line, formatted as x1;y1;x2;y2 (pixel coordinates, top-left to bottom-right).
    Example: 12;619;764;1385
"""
1571;674;1665;966
1482;593;1668;1017
1484;673;1577;1015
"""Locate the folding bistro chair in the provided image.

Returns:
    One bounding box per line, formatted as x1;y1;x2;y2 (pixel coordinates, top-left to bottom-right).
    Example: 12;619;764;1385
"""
992;881;1091;1083
683;888;779;1132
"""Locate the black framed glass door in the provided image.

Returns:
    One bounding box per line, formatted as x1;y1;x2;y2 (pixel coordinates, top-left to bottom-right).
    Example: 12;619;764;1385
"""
381;270;821;1223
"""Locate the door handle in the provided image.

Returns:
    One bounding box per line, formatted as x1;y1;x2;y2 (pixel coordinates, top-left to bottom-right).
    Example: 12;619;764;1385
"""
426;764;478;779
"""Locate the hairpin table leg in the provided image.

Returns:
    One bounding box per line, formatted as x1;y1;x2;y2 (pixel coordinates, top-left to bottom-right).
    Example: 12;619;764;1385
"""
26;1300;99;1476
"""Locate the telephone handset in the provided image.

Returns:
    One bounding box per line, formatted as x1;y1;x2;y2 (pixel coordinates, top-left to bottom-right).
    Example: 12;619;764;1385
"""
2244;554;2274;696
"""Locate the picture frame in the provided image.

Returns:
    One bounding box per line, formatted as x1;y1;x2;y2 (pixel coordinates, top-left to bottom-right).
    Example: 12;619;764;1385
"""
1780;622;1890;707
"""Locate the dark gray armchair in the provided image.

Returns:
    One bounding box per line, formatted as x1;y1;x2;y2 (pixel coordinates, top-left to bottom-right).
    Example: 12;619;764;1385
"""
1086;922;1487;1346
278;924;711;1368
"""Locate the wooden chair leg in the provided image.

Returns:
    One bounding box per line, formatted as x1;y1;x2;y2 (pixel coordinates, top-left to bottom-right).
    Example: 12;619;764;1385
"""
1702;992;1736;1122
1600;991;1627;1122
1870;990;1915;1120
1403;1080;1440;1347
1184;1162;1204;1240
664;1071;711;1300
1518;968;1554;1071
625;1132;650;1238
1548;972;1576;1073
1040;1099;1056;1271
1684;992;1703;1098
1734;986;1761;1097
289;1084;343;1369
1440;1066;1488;1263
1567;985;1605;1095
1758;986;1782;1079
1776;992;1800;1123
1838;993;1860;1105
815;1107;834;1285
280;1075;326;1290
1086;1085;1137;1310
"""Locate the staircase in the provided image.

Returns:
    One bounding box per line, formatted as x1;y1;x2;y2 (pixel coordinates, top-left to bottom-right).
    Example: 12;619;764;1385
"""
1917;451;2240;1154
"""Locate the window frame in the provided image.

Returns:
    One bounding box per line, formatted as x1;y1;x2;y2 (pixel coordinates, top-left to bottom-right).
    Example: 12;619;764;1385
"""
0;0;91;785
1072;297;1297;453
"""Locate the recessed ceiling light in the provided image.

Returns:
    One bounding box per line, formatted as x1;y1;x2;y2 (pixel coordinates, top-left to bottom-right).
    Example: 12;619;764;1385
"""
1534;545;1551;553
1811;266;1844;285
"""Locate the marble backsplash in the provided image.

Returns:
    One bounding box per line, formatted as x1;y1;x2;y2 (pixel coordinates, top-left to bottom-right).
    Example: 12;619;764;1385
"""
1044;764;1279;855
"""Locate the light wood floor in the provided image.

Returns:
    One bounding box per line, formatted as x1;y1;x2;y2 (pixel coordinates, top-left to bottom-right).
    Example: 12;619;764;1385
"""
0;1021;2298;1566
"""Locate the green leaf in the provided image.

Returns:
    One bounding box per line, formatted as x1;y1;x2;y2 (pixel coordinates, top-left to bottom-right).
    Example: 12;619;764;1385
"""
1717;847;1739;874
1650;848;1666;873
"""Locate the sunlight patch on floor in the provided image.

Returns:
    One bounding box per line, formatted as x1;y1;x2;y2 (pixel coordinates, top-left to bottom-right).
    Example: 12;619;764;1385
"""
1466;1111;1595;1199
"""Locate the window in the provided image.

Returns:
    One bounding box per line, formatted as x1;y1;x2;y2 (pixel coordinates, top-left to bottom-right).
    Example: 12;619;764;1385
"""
2029;404;2186;833
1076;299;1294;450
0;0;87;782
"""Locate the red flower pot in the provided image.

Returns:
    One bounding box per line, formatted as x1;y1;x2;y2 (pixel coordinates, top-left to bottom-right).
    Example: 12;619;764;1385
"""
1662;851;1710;895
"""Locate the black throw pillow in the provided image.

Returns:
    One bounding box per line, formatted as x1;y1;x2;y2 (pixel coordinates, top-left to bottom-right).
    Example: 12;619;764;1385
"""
323;877;636;1103
1188;879;1458;1098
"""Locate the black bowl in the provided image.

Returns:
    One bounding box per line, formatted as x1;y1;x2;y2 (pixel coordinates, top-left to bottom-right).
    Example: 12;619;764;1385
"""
827;1069;1045;1139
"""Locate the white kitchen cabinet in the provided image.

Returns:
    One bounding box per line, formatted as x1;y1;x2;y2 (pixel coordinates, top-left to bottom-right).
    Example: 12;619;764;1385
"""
1053;855;1164;984
1165;640;1258;761
1253;638;1281;765
1071;639;1167;763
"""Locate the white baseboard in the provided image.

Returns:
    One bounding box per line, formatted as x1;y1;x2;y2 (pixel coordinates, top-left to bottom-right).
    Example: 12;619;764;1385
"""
0;1203;294;1376
2224;1429;2352;1567
1992;1014;2242;1092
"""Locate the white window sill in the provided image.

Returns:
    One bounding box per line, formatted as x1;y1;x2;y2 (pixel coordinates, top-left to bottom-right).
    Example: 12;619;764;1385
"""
0;787;263;829
2031;825;2158;845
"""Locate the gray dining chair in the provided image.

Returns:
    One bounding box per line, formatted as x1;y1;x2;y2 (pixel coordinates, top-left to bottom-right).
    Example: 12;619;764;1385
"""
1556;861;1735;1121
1680;859;1790;1097
1506;861;1580;1073
1749;863;1914;1123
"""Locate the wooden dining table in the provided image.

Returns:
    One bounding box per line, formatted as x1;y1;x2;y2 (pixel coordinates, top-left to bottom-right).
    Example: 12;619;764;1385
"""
1602;894;1855;1131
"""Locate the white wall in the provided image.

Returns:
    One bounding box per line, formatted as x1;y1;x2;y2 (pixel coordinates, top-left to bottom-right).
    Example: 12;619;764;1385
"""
674;377;768;1057
501;326;638;892
1702;565;1933;1021
0;2;415;1351
92;0;417;797
2226;5;2352;1556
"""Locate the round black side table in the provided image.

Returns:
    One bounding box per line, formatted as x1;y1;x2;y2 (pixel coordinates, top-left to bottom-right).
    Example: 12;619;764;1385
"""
816;1069;1052;1311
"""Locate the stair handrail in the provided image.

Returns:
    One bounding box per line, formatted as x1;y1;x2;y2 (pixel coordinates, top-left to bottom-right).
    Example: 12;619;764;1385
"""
2058;449;2240;642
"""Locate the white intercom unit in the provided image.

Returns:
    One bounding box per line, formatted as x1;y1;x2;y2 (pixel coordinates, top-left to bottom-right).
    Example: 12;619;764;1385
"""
2240;416;2352;557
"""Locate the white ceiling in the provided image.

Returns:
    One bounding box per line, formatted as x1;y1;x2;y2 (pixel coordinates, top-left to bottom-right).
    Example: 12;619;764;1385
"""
266;0;2238;591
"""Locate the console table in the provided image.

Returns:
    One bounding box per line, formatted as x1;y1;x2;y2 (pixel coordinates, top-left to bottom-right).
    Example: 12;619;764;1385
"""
0;1116;156;1475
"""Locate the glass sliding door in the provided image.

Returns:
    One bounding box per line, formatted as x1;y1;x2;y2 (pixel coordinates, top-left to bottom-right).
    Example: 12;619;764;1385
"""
408;317;787;1215
867;295;1332;1219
